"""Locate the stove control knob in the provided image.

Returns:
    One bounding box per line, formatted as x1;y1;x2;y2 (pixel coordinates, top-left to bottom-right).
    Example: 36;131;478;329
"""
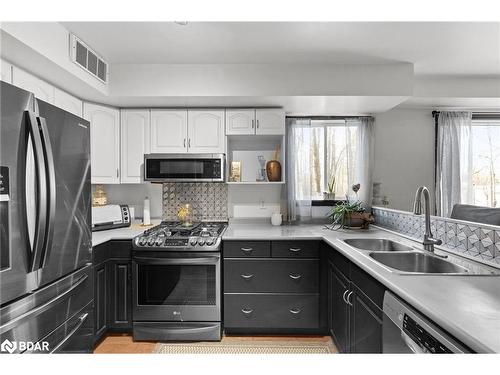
147;237;156;246
155;238;164;246
138;237;148;246
190;238;198;246
206;238;214;246
198;239;206;246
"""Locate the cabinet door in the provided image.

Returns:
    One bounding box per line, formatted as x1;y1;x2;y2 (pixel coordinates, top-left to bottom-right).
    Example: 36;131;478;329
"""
94;263;108;342
350;289;383;353
329;262;350;353
121;110;150;183
225;109;255;135
187;110;225;153
1;58;12;83
108;261;132;331
150;109;187;153
12;67;55;104
84;103;121;184
255;109;285;135
54;88;83;117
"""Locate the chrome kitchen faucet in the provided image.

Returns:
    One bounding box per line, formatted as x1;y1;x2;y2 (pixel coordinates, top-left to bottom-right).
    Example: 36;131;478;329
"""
413;186;443;253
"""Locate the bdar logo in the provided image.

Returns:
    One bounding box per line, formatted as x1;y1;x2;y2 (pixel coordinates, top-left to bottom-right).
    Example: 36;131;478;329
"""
1;339;17;353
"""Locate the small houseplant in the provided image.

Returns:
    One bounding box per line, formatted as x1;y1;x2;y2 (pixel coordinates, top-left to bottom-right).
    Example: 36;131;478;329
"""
325;184;374;230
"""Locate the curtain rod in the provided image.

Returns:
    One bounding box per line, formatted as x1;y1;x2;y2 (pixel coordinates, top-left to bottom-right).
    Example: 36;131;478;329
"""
432;111;500;119
286;115;373;120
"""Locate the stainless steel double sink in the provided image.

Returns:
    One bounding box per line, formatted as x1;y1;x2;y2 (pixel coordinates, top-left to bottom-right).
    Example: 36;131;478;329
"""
343;238;487;275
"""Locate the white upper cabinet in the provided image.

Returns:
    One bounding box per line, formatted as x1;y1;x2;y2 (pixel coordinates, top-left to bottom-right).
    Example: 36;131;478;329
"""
120;110;150;184
150;110;188;153
1;59;12;83
255;109;285;135
54;88;83;117
12;67;55;104
84;103;121;184
188;110;225;153
225;109;256;135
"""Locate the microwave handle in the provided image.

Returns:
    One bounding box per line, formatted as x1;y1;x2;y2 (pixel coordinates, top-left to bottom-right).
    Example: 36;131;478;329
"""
134;256;219;265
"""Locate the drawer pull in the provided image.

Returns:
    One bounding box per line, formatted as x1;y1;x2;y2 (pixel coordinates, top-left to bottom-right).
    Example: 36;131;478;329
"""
289;247;302;252
289;274;302;280
289;308;301;314
241;247;253;253
241;309;254;315
240;274;254;280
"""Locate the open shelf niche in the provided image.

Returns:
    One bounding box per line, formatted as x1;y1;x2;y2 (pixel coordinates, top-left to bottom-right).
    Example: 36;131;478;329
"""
226;134;286;185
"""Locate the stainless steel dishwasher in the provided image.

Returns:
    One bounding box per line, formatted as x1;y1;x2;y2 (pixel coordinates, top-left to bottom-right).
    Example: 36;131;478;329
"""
382;291;471;353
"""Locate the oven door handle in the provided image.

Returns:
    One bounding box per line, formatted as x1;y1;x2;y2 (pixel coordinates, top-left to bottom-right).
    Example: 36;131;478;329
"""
134;256;220;265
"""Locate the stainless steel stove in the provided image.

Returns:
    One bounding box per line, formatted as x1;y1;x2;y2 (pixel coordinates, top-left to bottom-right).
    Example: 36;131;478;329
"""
132;221;226;342
133;221;227;251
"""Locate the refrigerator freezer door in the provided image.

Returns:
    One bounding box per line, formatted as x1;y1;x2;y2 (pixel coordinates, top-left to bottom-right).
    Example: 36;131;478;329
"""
0;264;93;353
36;100;92;287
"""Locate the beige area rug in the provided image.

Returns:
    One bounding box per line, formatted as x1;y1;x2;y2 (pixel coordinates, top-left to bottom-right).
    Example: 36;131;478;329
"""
154;339;334;354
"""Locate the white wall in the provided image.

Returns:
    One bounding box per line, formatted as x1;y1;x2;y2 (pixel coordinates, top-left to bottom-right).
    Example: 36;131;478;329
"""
228;185;282;218
93;183;163;219
373;108;435;212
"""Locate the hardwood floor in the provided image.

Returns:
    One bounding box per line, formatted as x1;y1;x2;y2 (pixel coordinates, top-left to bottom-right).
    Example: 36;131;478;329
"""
94;333;337;354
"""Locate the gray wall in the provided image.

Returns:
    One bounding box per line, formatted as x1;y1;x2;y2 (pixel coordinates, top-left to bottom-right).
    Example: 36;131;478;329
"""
373;108;435;212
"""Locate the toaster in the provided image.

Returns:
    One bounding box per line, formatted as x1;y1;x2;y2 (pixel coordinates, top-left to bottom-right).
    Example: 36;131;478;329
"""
92;204;131;232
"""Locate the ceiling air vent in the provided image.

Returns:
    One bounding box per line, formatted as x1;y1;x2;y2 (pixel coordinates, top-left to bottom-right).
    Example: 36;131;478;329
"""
70;34;108;83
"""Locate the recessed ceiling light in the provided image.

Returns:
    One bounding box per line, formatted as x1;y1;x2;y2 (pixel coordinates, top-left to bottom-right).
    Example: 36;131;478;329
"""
174;21;189;26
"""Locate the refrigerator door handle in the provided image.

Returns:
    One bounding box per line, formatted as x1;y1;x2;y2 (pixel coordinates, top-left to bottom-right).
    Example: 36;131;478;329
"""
49;312;89;353
25;111;48;272
0;274;88;335
37;116;56;267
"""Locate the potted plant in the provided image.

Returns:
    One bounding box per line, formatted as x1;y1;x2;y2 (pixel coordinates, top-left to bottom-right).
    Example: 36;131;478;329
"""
323;149;344;200
325;184;374;230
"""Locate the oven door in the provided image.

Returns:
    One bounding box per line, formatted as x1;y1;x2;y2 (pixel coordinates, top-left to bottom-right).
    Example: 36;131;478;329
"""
144;154;224;182
133;252;220;322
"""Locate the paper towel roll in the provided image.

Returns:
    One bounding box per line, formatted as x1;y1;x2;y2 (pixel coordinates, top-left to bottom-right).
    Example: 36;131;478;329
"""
143;196;151;225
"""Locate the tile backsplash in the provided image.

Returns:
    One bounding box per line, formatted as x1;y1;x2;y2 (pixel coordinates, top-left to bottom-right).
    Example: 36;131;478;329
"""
372;207;500;266
162;183;228;222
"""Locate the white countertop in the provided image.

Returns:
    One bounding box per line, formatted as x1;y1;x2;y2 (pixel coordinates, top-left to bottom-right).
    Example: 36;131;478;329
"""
92;219;500;353
223;221;500;354
92;219;162;247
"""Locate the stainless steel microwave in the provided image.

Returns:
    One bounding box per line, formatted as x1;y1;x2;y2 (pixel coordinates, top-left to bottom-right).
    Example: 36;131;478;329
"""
144;153;225;182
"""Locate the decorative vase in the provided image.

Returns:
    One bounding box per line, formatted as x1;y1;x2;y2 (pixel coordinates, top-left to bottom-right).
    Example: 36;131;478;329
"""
266;160;282;182
323;192;336;200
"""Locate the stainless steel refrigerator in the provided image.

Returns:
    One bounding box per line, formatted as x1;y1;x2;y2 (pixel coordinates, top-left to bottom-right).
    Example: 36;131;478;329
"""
0;81;93;353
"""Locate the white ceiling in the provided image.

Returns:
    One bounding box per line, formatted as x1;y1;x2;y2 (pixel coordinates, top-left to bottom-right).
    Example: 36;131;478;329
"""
61;22;500;76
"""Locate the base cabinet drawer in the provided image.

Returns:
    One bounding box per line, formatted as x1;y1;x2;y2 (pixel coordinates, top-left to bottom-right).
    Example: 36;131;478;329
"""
272;241;319;258
224;294;319;330
224;259;319;293
224;241;271;257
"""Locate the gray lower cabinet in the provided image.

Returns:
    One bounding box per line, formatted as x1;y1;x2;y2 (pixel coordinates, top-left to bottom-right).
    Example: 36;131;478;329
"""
92;240;133;344
326;243;385;353
223;240;322;333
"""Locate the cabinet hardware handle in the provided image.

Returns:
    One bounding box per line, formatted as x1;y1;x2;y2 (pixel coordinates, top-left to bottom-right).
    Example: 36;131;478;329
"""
241;247;253;252
342;290;349;304
289;247;301;252
188;139;191;148
116;169;119;178
289;308;301;314
289;274;302;280
240;274;254;279
241;309;253;314
252;119;255;129
347;291;354;306
256;120;260;128
184;138;186;147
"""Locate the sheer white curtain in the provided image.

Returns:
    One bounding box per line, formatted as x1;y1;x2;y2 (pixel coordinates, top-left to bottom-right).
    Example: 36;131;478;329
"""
345;117;375;207
435;111;472;217
285;118;313;221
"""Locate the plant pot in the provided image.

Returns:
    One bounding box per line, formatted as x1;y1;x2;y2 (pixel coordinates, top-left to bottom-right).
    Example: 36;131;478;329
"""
323;192;336;200
266;160;282;182
345;212;374;229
